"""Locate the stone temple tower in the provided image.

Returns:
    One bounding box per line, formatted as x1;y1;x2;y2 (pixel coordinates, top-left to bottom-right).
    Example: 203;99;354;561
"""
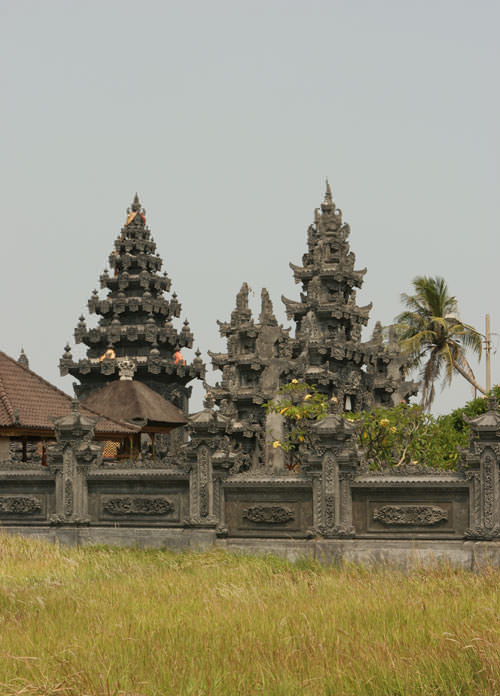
282;181;417;410
60;194;205;411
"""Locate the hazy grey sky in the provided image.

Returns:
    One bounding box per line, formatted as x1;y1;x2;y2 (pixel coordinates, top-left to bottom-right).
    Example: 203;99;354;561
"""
1;0;499;414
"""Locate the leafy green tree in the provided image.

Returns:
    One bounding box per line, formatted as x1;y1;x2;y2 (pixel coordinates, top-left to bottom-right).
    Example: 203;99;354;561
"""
394;275;484;410
346;404;467;470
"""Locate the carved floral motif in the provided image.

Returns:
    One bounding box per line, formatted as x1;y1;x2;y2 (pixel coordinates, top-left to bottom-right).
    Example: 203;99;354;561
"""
373;504;448;526
243;506;295;524
64;479;73;517
103;496;174;515
0;496;42;514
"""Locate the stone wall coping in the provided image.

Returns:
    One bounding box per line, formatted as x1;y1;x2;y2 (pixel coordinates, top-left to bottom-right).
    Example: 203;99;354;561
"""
87;469;189;480
0;471;55;480
223;477;312;488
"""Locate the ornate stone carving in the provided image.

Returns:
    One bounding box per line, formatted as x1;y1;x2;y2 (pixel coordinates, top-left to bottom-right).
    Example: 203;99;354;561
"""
64;478;73;517
103;496;174;515
198;446;210;517
243;506;294;524
0;496;42;514
482;451;495;529
465;526;500;540
59;194;205;402
323;454;336;529
373;504;448;526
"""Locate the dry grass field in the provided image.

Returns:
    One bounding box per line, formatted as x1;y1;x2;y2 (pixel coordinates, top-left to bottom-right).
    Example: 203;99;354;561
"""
1;532;500;695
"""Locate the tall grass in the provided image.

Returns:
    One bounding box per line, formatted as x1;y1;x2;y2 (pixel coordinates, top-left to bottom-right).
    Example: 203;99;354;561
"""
1;532;500;695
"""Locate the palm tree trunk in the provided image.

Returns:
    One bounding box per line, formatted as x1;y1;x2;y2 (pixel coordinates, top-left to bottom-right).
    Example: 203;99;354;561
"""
452;360;487;395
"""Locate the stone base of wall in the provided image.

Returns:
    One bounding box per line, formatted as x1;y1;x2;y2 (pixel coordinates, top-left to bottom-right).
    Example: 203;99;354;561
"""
4;525;500;569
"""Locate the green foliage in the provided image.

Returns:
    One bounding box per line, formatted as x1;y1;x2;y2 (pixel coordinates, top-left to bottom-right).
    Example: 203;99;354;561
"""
394;275;483;409
447;385;500;433
264;380;328;468
347;403;468;470
265;381;500;471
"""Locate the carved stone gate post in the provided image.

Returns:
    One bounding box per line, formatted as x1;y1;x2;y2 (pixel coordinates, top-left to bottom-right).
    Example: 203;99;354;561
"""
311;402;359;538
47;401;101;525
463;397;500;539
186;399;227;527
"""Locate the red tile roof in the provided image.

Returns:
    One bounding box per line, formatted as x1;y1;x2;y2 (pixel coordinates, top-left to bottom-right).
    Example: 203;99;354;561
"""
0;351;136;435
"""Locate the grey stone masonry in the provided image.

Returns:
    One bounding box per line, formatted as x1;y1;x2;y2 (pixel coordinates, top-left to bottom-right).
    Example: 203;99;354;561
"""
282;182;418;410
2;397;500;560
462;396;500;539
59;194;205;411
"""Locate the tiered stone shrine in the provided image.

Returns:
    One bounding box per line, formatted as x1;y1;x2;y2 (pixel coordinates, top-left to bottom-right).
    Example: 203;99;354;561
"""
59;194;205;410
282;181;418;410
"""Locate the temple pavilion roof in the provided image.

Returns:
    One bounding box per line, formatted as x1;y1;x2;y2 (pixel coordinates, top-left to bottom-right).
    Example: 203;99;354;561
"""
0;351;137;437
81;379;187;432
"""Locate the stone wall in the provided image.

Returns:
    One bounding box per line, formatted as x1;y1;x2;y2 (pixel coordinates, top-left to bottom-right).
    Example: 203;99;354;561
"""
2;399;500;567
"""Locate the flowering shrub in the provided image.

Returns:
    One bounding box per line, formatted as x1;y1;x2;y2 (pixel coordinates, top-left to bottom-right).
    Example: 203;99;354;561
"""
346;403;468;470
263;380;494;470
263;380;328;469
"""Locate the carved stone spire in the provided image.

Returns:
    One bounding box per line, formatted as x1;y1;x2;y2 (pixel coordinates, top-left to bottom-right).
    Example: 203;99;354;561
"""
230;282;252;324
282;184;416;410
324;178;333;205
131;192;141;212
17;348;29;369
60;196;205;410
259;288;278;326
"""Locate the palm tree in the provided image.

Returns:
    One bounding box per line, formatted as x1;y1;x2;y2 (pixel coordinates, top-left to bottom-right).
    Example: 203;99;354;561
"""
394;276;484;410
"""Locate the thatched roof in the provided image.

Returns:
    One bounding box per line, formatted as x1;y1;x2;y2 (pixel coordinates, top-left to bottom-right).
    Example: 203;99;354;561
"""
81;379;187;430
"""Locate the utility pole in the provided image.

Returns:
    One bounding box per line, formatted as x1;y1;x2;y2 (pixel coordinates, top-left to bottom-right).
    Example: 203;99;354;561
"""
486;313;491;393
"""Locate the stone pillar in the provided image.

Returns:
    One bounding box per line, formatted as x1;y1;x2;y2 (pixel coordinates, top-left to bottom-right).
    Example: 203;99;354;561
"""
463;397;500;539
311;402;360;538
265;412;286;471
47;401;101;525
0;437;9;462
187;444;217;526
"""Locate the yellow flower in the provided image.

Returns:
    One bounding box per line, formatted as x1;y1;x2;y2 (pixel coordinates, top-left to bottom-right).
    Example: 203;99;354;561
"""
380;418;389;427
412;460;418;465
390;426;397;433
304;394;312;401
296;414;301;420
280;407;289;414
272;441;281;449
299;435;305;442
291;379;298;384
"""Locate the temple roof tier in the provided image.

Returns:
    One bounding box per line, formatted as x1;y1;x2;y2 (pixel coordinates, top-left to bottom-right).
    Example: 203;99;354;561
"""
100;270;171;294
87;295;172;318
109;251;163;274
289;262;367;286
61;194;204;404
74;322;192;350
61;356;204;383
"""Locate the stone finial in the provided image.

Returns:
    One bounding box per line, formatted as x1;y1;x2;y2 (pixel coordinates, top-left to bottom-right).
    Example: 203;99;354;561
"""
236;282;249;312
259;288;277;325
372;321;383;342
131;193;141;212
328;395;340;414
487;395;499;412
17;347;29;369
193;347;203;367
324;178;333;205
117;357;136;381
231;282;252;324
203;391;215;410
